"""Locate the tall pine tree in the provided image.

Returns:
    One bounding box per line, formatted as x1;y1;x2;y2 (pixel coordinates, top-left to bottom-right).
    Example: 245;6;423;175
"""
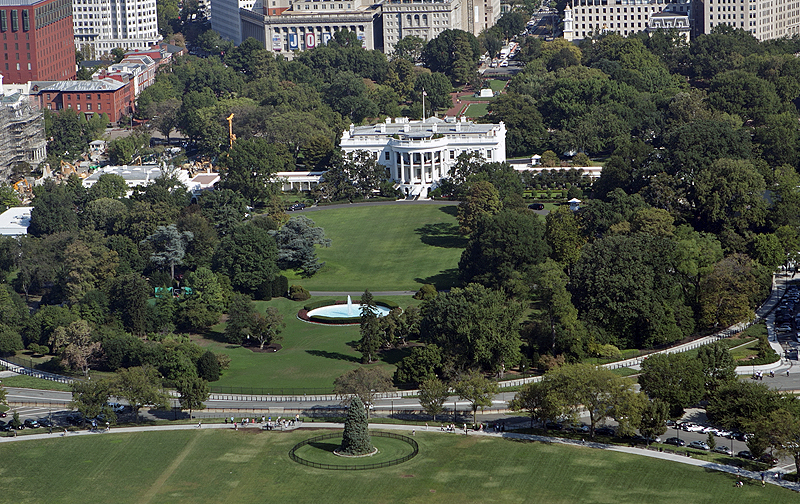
357;289;380;363
339;396;373;456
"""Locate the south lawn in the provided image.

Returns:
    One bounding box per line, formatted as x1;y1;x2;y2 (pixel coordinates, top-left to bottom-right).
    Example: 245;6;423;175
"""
283;204;466;292
0;429;792;504
202;296;420;392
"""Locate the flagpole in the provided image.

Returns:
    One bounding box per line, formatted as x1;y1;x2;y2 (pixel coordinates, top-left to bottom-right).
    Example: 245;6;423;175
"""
422;88;426;122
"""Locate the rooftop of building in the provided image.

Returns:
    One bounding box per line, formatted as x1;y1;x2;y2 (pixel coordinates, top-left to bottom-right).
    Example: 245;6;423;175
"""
345;117;505;139
30;78;128;93
0;206;32;237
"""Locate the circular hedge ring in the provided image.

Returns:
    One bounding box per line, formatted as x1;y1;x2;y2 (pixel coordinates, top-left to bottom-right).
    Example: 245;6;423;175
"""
289;431;418;470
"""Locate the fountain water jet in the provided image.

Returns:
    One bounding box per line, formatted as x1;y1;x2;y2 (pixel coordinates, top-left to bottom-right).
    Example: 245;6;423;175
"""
347;295;354;316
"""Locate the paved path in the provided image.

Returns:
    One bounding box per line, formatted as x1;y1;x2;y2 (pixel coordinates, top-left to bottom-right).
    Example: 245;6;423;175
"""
2;420;796;492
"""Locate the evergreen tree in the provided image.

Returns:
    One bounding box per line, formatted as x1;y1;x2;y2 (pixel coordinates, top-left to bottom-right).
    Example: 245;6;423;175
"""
357;289;380;363
196;350;221;381
340;396;373;456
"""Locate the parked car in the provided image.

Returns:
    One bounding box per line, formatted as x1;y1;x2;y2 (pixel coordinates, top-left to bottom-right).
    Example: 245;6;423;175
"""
688;440;710;450
38;418;54;428
712;445;732;455
287;203;306;211
758;454;779;466
595;426;615;436
108;402;125;413
528;203;545;210
737;450;754;459
23;419;40;429
665;437;686;447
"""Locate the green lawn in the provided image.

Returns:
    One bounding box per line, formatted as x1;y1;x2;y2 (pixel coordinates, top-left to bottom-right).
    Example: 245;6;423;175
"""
0;429;792;503
487;79;507;92
203;296;420;391
284;204;465;291
464;103;490;117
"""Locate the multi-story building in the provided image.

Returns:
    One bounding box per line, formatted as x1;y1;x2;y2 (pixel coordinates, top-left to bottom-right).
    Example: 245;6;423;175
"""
0;0;75;84
92;52;155;96
211;0;256;44
692;0;800;40
382;0;462;54
241;0;383;54
72;0;160;57
463;0;500;35
30;77;134;123
340;116;506;199
563;0;691;42
0;75;47;174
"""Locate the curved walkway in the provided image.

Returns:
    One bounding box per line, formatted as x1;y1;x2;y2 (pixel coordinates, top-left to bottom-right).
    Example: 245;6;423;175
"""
1;420;796;492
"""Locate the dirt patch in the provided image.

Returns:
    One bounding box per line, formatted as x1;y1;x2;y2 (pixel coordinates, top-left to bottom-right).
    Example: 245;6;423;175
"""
400;474;415;478
248;344;283;353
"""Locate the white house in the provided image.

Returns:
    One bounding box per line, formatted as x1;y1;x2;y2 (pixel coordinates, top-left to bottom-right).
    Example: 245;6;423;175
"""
340;116;506;199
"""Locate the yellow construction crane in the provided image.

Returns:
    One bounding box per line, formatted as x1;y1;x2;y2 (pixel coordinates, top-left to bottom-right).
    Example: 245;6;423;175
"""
226;113;236;148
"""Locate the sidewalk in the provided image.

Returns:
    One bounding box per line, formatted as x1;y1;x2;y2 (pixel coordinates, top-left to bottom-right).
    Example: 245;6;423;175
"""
3;420;797;492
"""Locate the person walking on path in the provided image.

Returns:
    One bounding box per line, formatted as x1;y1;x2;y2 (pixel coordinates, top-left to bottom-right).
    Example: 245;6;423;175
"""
761;472;766;487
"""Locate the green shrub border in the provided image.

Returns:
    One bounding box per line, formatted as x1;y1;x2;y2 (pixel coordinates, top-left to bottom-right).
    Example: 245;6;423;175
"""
304;299;338;311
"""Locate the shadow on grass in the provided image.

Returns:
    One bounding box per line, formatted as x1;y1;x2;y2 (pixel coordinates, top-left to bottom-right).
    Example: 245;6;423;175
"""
306;350;360;363
415;223;467;249
309;440;341;452
379;346;414;365
439;205;458;217
415;268;461;290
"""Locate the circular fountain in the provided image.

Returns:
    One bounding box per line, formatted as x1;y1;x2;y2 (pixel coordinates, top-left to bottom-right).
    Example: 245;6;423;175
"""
300;296;392;325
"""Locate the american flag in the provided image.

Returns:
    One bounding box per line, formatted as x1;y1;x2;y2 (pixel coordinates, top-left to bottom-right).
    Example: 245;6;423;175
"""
422;90;427;96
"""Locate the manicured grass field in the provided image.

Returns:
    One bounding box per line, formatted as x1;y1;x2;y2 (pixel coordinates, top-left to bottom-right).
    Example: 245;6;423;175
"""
464;102;490;117
487;79;507;92
0;429;792;503
203;296;420;391
284;204;465;291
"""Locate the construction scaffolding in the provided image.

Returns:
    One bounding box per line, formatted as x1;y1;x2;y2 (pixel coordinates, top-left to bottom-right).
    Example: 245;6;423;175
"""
0;93;47;181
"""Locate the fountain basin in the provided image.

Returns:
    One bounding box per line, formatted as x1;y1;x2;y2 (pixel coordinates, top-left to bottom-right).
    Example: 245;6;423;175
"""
299;296;397;325
307;304;391;319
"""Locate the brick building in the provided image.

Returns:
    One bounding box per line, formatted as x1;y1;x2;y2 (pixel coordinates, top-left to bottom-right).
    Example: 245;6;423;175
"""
30;77;133;123
0;0;75;84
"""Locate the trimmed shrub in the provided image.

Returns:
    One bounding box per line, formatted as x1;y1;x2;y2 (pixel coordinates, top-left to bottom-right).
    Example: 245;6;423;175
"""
412;284;437;300
374;299;400;309
289;285;311;301
272;275;289;298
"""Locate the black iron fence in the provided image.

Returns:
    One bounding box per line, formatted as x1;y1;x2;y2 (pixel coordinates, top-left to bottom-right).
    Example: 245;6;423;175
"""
289;431;419;470
210;386;335;396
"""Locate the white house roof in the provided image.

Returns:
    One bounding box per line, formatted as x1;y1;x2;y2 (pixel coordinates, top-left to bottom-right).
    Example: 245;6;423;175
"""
345;117;503;140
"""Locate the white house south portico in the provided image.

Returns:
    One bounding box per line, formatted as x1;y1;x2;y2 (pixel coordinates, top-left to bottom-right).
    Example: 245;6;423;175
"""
340;116;506;199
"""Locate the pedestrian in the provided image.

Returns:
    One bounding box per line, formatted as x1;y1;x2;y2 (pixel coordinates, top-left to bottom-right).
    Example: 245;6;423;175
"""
63;428;68;436
425;423;428;430
761;472;766;487
105;421;109;432
788;370;791;377
197;420;202;428
412;429;415;436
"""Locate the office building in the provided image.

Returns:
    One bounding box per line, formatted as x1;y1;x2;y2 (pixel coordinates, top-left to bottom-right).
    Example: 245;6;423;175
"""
0;0;75;84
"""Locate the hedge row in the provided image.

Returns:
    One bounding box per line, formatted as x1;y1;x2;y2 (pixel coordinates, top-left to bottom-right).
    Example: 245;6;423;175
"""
304;299;337;311
374;299;399;310
308;315;360;325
